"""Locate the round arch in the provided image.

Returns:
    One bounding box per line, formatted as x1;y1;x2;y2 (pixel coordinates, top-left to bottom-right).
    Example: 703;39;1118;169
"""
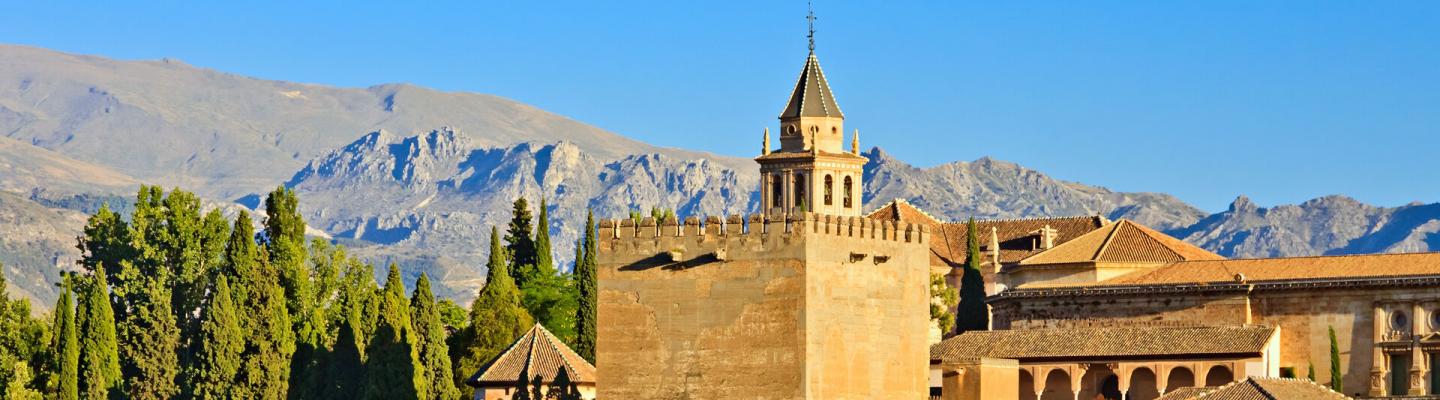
1165;367;1195;393
1127;367;1161;400
1041;369;1074;400
1019;369;1038;400
1079;365;1121;400
1204;365;1234;387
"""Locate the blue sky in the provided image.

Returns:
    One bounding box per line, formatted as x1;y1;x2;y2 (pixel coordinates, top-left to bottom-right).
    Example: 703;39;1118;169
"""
3;1;1437;212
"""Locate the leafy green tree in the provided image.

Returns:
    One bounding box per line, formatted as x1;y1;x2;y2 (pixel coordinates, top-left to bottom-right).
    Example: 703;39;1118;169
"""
452;227;535;390
363;265;425;399
929;273;959;335
518;201;577;344
325;257;375;399
956;218;989;333
76;265;121;399
1329;325;1342;392
5;361;42;400
263;187;320;344
0;266;48;398
437;300;468;330
115;261;181;400
412;273;460;400
572;210;598;363
191;276;243;399
51;277;79;400
505;197;538;286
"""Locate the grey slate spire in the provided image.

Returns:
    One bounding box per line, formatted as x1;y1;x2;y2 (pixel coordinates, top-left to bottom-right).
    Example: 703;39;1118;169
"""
779;53;844;119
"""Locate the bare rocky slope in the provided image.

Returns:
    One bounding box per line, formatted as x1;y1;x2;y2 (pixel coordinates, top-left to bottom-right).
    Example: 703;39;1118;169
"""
1;44;1436;306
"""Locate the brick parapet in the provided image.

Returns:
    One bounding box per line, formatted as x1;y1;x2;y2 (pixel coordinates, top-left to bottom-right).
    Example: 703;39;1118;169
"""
598;211;930;247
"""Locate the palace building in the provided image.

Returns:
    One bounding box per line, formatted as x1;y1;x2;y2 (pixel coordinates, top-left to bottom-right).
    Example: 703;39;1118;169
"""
587;16;1440;400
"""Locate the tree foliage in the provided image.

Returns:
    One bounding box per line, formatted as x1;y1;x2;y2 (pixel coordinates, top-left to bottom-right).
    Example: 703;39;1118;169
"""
505;198;538;287
452;227;535;391
412;273;460;400
75;265;121;399
191;276;243;399
363;265;425;399
1329;325;1342;392
956;218;989;333
572;210;599;363
929;273;959;336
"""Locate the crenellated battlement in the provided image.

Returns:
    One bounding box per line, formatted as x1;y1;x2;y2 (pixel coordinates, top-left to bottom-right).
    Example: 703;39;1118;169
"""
598;211;930;244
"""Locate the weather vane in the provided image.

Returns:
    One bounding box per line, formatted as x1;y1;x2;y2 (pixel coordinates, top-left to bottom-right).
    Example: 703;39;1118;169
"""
807;0;817;52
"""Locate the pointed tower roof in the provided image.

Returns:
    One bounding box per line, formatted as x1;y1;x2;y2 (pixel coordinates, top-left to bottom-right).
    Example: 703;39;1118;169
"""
465;324;597;387
779;52;844;119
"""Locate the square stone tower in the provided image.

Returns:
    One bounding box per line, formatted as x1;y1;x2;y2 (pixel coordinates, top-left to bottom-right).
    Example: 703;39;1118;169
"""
595;213;932;399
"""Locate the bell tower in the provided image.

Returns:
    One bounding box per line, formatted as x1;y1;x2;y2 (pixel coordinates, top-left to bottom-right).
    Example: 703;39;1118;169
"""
756;9;867;217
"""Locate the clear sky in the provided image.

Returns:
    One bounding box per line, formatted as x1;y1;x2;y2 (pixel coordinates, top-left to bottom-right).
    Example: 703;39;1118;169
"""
3;1;1436;212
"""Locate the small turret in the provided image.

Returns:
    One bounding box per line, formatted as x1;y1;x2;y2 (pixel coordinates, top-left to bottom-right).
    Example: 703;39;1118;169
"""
852;129;860;154
763;127;771;156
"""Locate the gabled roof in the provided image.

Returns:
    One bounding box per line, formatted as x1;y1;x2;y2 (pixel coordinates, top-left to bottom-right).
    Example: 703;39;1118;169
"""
779;53;843;119
930;325;1275;363
1155;377;1352;400
1017;219;1223;266
865;198;945;227
466;324;596;387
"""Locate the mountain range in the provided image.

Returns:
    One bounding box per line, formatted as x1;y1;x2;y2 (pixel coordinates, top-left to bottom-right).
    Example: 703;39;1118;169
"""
2;44;1436;308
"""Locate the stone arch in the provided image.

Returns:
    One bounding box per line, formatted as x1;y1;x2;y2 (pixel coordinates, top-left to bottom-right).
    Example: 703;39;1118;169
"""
793;173;807;209
1019;369;1038;400
842;175;854;208
1079;365;1121;400
1127;367;1161;400
1204;364;1234;387
823;174;833;205
769;174;783;210
1165;366;1195;393
1041;368;1074;400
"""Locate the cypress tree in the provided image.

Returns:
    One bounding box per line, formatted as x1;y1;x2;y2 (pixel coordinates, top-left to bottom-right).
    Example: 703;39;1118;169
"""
572;210;598;363
263;187;319;343
1329;325;1342;392
534;198;554;276
51;278;79;400
116;267;181;400
505;198;537;286
1308;362;1316;382
956;218;989;333
4;361;42;400
192;276;243;399
227;210;296;399
76;265;121;399
411;273;460;400
363;265;425;399
453;227;534;389
326;258;374;399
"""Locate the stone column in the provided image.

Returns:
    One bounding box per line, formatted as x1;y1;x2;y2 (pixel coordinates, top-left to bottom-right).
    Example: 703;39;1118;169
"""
782;170;793;214
1371;303;1388;397
1070;366;1083;400
1156;365;1171;396
1115;363;1131;400
761;173;772;212
1412;303;1428;396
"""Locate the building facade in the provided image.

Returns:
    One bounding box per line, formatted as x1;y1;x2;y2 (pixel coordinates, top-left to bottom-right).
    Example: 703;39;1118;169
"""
593;49;933;399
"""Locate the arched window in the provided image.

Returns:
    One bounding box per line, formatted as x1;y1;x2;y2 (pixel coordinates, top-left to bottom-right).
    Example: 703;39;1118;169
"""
794;173;807;210
770;174;783;211
843;176;854;208
823;175;833;206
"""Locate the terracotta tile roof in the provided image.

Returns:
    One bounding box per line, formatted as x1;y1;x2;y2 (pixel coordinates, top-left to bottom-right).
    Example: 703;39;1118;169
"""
865;200;1110;267
929;326;1274;363
1017;220;1223;266
466;324;596;387
1027;252;1440;289
1155;377;1351;400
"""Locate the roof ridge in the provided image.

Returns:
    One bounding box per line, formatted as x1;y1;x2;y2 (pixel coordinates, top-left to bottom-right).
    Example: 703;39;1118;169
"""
470;323;539;384
1092;222;1123;261
536;324;582;383
522;324;541;381
945;214;1105;225
1124;220;1186;260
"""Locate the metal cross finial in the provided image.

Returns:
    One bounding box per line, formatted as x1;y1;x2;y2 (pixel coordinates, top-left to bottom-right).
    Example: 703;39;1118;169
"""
807;0;816;52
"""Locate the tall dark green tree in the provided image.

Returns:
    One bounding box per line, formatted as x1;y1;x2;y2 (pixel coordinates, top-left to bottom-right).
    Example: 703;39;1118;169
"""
226;210;296;399
534;198;554;277
452;227;534;390
505;197;537;286
363;265;425;399
51;277;79;400
325;256;376;399
191;276;243;399
572;210;598;363
1329;325;1342;392
955;217;989;333
76;265;121;399
411;273;460;400
263;187;320;344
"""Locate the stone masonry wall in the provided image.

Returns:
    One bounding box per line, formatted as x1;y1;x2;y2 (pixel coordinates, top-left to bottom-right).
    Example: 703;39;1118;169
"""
595;213;931;399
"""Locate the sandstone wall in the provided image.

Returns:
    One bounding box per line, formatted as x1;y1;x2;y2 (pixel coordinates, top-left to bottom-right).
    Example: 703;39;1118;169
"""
595;213;931;399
